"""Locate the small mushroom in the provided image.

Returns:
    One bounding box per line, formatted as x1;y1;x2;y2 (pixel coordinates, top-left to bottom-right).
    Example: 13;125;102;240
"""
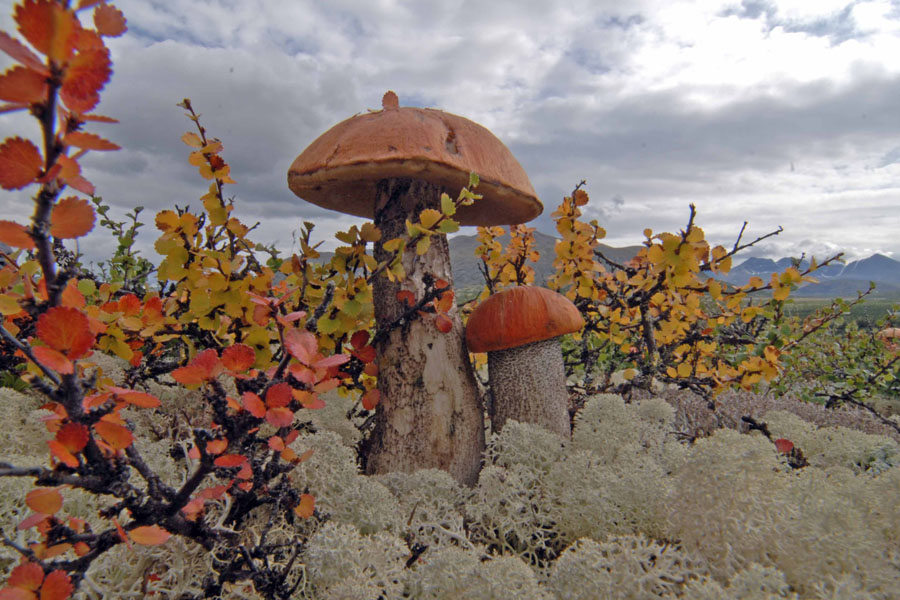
287;92;541;484
466;286;584;438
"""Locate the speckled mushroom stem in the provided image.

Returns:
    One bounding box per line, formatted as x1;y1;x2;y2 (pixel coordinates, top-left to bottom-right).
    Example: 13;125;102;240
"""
365;177;485;486
487;337;571;439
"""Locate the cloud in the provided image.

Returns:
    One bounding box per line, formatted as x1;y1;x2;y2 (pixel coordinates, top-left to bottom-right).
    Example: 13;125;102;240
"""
0;0;897;270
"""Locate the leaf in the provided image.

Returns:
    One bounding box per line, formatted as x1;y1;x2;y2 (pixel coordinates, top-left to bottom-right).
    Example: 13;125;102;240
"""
26;488;62;515
36;306;95;358
93;3;127;37
94;419;133;450
396;290;415;307
0;220;35;249
106;386;160;408
0;137;43;190
774;438;794;453
15;0;78;62
47;440;79;468
293;493;315;519
293;390;325;410
61;47;110;114
214;454;247;468
265;406;294;428
361;388;380;410
63;131;119;151
39;570;73;600
129;526;170;547
440;193;456;217
284;328;317;365
221;344;255;373
434;313;452;334
7;561;44;590
56;422;89;452
418;208;442;230
31;346;74;374
313;353;349;369
181;132;203;147
265;382;292;408
50;196;95;238
0;66;47;104
241;392;266;419
0;31;48;73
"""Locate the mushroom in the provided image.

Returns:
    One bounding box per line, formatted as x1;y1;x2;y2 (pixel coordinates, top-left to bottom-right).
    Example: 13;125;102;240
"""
465;286;584;439
287;91;541;485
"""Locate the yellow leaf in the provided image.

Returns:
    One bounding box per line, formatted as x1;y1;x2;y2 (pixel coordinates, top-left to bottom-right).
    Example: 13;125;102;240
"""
0;294;23;315
360;222;381;243
418;208;442;230
181;132;203;147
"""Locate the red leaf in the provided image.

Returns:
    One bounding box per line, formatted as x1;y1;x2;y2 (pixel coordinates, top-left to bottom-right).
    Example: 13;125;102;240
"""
206;438;227;455
241;392;266;419
396;290;416;307
774;438;794;453
0;66;47;104
60;47;110;114
313;353;350;369
36;307;95;358
284;328;317;365
26;488;62;515
351;345;376;363
62;173;93;195
106;386;160;408
0;137;43;190
47;440;79;468
38;570;72;600
31;346;74;374
350;330;370;350
94;419;133;450
293;390;325;410
63;131;119;151
280;310;306;323
434;313;453;334
294;493;315;519
267;436;285;452
172;349;222;385
361;389;380;411
214;454;247;468
79;112;117;123
221;344;255;373
56;422;89;452
265;382;292;408
198;485;228;500
0;220;35;249
8;561;44;590
117;293;141;315
93;3;127;37
265;406;294;428
50;196;95;238
15;0;78;62
17;512;48;531
0;31;48;74
130;526;170;546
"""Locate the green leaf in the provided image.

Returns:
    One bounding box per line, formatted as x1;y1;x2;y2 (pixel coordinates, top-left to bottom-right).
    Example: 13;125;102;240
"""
437;219;459;234
468;172;480;188
440;193;456;217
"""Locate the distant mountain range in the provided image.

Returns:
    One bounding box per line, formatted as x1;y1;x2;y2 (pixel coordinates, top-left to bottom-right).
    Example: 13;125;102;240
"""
446;231;900;298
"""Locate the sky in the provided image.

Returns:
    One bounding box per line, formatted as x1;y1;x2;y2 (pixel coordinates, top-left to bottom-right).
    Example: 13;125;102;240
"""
1;0;899;270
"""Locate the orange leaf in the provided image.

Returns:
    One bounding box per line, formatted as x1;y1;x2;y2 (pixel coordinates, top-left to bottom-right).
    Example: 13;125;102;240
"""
361;388;380;411
8;561;44;590
294;493;315;519
55;154;80;180
56;422;89;452
0;66;47;104
214;454;247;468
0;31;48;74
62;173;94;196
39;570;73;600
60;47;110;114
63;131;119;151
170;365;206;386
50;196;95;238
221;344;255;373
0;220;35;249
293;390;325;410
15;0;78;63
47;440;79;468
93;3;126;37
31;346;74;374
241;392;266;418
17;512;48;531
112;516;131;549
267;436;285;452
26;488;62;515
265;406;294;428
106;386;160;408
60;280;85;308
36;307;95;358
434;313;452;334
0;137;43;190
774;438;794;453
265;382;292;408
129;525;170;546
94;419;133;450
397;290;415;307
206;438;227;455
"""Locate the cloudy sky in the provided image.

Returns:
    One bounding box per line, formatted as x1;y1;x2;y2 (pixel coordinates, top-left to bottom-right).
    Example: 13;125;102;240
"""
2;0;899;269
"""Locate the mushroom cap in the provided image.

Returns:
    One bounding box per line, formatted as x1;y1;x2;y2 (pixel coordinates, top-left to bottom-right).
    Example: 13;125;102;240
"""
465;286;585;353
287;91;542;226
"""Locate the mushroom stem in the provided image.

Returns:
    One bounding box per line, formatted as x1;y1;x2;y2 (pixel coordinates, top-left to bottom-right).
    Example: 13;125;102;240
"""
365;177;485;486
487;337;571;439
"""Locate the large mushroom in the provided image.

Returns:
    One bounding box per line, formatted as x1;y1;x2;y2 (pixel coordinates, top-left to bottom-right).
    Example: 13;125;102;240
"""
466;286;584;439
288;91;541;485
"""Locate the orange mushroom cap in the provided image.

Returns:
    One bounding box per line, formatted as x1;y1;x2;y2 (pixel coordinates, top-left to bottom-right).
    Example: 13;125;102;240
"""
287;91;542;226
465;286;585;353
